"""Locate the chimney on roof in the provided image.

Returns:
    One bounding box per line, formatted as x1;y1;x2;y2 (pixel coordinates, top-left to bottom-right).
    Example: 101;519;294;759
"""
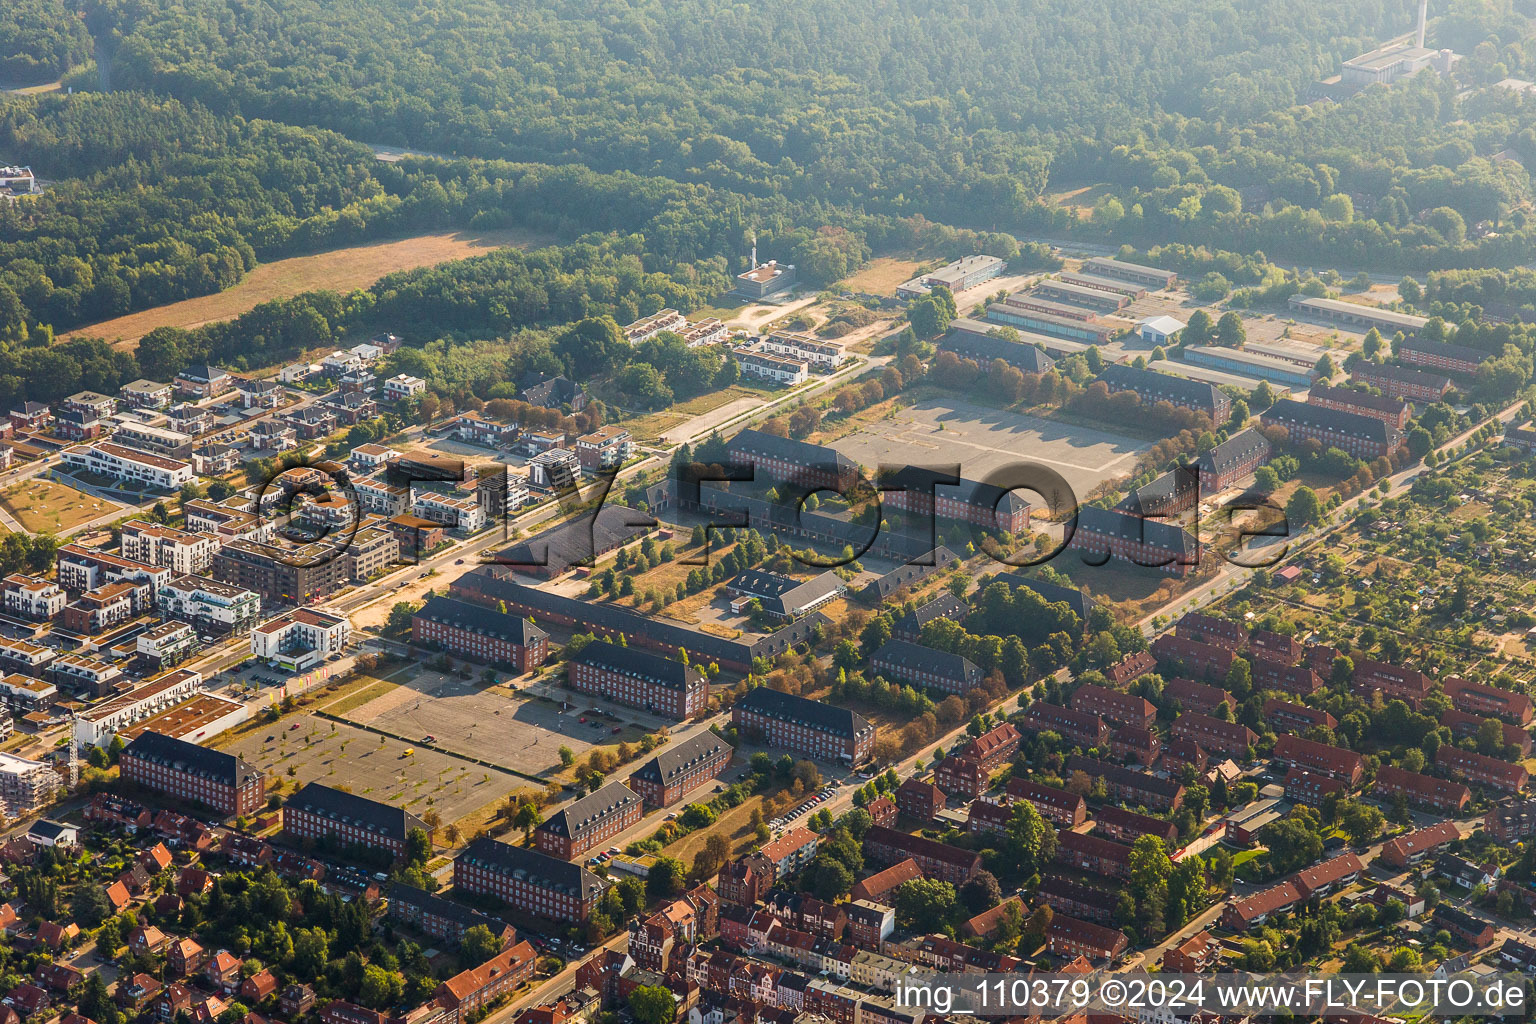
1417;0;1428;48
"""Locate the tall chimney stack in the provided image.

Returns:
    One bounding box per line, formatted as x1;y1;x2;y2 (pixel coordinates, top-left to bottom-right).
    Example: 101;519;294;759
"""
751;234;758;269
1417;0;1428;49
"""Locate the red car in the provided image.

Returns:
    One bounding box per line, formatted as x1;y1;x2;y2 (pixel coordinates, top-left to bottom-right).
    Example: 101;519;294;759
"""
611;726;622;734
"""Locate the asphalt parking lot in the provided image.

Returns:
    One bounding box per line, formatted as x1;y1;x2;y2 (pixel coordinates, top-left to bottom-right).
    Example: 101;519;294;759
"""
830;397;1152;501
222;712;524;823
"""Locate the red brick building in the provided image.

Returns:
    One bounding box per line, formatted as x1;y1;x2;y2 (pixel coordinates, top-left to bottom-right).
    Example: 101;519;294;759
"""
1351;362;1452;402
1283;768;1348;807
1261;398;1402;459
1092;805;1177;846
436;941;537;1019
1307;384;1410;429
1171;712;1256;756
1442;676;1534;725
1163;677;1236;715
1262;698;1336;733
863;826;980;884
1379;820;1459;869
627;733;732;808
1070;684;1155;729
121;731;265;817
1004;778;1087;826
411;596;548;672
1047;914;1128;962
732;688;874;764
1177;612;1246;649
453;838;604;923
568;639;707;720
283;783;428;860
1272;734;1363;786
895;778;945;819
1375;764;1471;814
1442;709;1533;756
1018;703;1110;748
1055;829;1132;879
1152;634;1235;680
1252;657;1323;696
1352;659;1433;707
1436;745;1528;793
534;782;642;860
1110;725;1161;765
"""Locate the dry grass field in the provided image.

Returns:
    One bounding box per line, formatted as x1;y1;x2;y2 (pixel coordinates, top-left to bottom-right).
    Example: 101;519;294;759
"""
841;256;925;294
0;478;114;532
62;227;551;347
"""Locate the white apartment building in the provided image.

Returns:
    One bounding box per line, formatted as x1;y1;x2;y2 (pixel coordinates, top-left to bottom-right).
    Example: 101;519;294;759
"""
762;331;844;371
72;668;203;748
412;492;487;533
737;350;809;385
250;608;351;671
120;520;219;575
384;374;426;400
353;476;411;516
680;318;729;347
0;673;57;714
159;575;262;635
2;574;65;621
349;443;400;469
0;751;61;817
623;308;688;344
528;448;580;491
137;620;197;665
62;442;195;490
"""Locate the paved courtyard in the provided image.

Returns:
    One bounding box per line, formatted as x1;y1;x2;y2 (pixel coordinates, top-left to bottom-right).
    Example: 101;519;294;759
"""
830;397;1152;502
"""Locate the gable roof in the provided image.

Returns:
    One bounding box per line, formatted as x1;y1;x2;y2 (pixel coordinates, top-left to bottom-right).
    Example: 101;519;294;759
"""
287;783;427;845
538;782;640;840
412;596;548;648
630;733;732;789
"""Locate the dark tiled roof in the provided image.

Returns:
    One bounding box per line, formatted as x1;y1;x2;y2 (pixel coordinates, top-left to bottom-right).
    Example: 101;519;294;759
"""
1308;384;1408;417
1099;364;1224;413
496;503;655;575
939;321;1057;373
1197;428;1272;477
453;571;826;666
1074;505;1198;560
726;429;858;476
879;466;1032;518
629;733;733;788
539;782;640;840
728;569;844;617
287;783;426;844
1398;339;1493;365
1352;362;1452;390
860;547;960;602
737;687;872;741
1262;399;1397;444
124;731;260;789
572;640;702;691
413;596;548;647
456;837;604;900
871;639;982;686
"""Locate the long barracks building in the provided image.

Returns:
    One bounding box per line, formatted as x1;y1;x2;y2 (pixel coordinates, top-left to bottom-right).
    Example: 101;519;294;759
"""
1067;505;1199;577
454;837;604;923
283;782;428;859
628;733;733;808
732;687;874;764
121;730;265;816
879;466;1032;534
411;595;549;672
1261;398;1402;459
1098;364;1230;421
534;781;642;860
567;639;708;720
451;571;821;672
726;428;859;492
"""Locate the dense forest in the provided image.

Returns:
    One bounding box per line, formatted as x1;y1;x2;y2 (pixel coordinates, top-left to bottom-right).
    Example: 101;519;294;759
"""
0;0;1534;405
0;0;91;83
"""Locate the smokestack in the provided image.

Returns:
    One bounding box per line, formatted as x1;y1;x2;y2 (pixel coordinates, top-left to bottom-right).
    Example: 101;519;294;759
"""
1417;0;1428;49
751;234;758;269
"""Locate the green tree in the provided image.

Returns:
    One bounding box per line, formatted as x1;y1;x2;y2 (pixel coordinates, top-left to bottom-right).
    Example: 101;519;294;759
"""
1215;312;1246;348
892;878;958;932
1286;486;1324;528
459;925;502;967
628;986;677;1024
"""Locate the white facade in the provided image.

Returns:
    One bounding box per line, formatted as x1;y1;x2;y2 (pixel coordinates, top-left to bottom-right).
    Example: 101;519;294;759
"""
159;576;262;633
761;332;843;371
250;608;352;670
2;574;64;621
528;448;580;490
385;374;426;400
737;351;809;384
354;476;411;516
62;442;195;490
411;492;487;533
121;521;219;575
73;669;204;748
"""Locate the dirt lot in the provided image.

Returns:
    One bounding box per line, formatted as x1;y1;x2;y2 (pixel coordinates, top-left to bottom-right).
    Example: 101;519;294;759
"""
62;227;550;347
0;477;119;532
827;396;1152;501
222;712;521;824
